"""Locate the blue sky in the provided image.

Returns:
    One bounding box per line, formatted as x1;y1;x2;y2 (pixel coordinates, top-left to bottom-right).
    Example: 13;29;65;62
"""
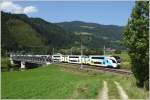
12;1;135;26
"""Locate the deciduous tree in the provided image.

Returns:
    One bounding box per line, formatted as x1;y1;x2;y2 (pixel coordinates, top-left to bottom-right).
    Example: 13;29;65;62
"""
123;1;149;89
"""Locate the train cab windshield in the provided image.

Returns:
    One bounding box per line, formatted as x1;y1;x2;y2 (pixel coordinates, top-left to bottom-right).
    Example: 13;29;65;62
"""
111;59;117;63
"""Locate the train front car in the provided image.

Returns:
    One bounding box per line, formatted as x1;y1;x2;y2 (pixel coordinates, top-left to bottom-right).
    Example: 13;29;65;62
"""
111;56;121;67
105;56;119;68
89;55;119;68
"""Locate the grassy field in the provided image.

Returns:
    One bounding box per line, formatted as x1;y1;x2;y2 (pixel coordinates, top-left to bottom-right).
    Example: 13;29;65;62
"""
1;64;148;99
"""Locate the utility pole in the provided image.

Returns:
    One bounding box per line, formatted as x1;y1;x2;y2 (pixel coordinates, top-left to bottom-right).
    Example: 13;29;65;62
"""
52;48;54;63
80;34;83;69
104;45;105;55
71;47;73;55
52;48;54;55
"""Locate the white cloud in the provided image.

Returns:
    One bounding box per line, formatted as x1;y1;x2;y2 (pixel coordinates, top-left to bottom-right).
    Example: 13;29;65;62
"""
23;6;37;14
0;1;38;14
0;1;21;13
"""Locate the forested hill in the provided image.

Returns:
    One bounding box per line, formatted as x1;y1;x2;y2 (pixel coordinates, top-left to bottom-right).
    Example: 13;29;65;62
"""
1;12;74;55
56;21;124;49
2;12;124;55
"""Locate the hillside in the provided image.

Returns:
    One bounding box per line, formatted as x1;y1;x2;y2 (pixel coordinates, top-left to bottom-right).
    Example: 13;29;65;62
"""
1;12;74;55
2;12;125;56
29;18;74;48
56;21;124;49
1;12;45;54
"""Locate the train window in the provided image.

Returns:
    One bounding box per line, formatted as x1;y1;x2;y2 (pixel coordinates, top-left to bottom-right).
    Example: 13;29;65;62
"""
111;59;116;63
94;62;101;64
91;57;104;59
53;56;60;57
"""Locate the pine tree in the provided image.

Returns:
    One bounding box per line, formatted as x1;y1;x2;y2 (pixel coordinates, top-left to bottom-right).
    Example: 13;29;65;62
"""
123;1;149;89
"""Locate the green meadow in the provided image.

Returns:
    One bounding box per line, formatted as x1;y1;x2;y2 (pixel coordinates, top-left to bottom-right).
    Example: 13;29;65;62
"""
1;64;148;99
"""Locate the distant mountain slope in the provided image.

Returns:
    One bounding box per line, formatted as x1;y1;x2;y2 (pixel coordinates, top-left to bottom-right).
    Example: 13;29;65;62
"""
29;18;74;48
1;12;44;53
56;21;124;49
56;21;123;40
2;12;125;55
1;12;74;54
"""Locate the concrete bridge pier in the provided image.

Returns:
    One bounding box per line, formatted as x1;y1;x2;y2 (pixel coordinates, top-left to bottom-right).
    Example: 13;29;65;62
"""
21;61;25;69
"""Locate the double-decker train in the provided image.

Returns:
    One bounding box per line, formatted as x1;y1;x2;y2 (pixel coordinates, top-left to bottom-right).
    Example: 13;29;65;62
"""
52;53;121;68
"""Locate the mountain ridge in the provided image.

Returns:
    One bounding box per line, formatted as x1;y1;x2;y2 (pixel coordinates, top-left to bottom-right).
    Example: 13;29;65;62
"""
56;20;124;27
56;21;124;49
2;12;125;55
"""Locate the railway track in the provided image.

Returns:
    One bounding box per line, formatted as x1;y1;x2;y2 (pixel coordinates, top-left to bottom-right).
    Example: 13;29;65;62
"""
55;63;132;75
95;67;132;75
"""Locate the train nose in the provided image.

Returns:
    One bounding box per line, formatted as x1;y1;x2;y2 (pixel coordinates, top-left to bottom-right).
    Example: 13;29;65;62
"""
113;63;119;69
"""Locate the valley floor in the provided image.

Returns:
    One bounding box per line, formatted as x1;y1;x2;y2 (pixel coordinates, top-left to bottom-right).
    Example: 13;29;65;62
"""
1;64;149;99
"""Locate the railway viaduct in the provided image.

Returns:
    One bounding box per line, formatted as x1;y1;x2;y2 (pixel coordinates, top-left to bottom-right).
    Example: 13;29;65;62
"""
10;54;52;68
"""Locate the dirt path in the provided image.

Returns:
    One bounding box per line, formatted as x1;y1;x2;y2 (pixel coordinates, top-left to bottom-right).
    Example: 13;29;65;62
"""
114;81;128;100
97;81;109;100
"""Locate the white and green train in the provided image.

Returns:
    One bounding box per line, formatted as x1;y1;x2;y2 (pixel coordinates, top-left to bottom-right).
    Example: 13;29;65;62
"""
52;53;121;68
